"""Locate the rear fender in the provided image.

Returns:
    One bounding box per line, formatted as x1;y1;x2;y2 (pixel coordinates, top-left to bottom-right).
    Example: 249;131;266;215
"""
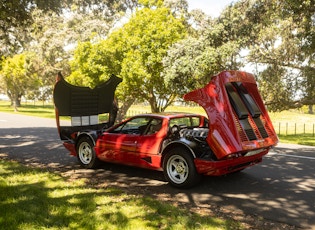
161;141;196;167
76;131;98;147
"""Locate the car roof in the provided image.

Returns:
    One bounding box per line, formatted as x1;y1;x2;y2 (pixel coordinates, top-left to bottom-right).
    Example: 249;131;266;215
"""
133;112;204;119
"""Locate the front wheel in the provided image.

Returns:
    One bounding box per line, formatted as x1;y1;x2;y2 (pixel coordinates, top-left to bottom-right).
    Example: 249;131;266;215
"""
76;136;100;169
163;147;200;188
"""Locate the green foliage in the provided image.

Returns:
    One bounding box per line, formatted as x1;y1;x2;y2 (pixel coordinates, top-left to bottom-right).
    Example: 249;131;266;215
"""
0;53;40;108
1;0;314;115
163;10;244;95
0;0;68;55
257;65;296;111
29;10;72;82
69;3;187;114
240;0;315;111
162;37;207;95
0;0;137;56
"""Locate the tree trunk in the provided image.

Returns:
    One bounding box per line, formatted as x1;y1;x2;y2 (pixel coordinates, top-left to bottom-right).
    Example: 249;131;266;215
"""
12;99;19;112
116;97;135;123
10;94;21;112
149;95;161;113
308;105;313;114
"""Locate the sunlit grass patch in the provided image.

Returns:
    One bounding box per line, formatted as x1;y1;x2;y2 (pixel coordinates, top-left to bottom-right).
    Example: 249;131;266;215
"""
0;101;55;119
0;160;241;229
277;134;315;146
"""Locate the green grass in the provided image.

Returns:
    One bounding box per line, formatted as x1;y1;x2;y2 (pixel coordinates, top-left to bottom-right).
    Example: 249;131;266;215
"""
277;134;315;146
0;101;55;119
1;100;315;146
0;160;239;230
269;110;315;145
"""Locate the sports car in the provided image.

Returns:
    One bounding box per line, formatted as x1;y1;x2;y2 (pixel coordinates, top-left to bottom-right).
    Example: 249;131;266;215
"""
53;70;278;188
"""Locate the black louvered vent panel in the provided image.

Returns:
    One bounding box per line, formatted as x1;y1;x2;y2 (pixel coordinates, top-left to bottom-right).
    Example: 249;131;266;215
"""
258;126;268;138
253;117;268;138
260;116;274;137
232;111;248;142
240;119;257;140
71;91;98;116
226;82;257;141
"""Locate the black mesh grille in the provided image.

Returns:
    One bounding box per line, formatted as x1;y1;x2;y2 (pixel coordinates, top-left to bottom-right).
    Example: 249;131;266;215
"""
240;119;257;140
253;117;269;138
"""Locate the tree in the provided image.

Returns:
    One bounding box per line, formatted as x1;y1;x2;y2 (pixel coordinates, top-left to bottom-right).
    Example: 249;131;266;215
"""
68;0;188;119
0;0;68;55
257;65;297;111
118;5;187;113
163;6;246;97
3;0;137;103
0;0;138;56
28;9;72;97
0;53;40;110
241;0;315;112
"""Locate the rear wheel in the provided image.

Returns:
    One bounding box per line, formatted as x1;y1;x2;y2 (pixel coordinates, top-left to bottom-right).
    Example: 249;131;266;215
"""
76;136;100;169
163;147;200;188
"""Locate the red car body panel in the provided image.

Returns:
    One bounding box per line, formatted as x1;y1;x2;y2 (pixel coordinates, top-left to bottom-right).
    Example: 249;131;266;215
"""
194;150;265;175
54;70;278;180
95;132;164;167
95;114;187;170
184;70;278;160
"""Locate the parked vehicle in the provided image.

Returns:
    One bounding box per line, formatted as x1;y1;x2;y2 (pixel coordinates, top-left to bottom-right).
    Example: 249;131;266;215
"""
53;70;278;188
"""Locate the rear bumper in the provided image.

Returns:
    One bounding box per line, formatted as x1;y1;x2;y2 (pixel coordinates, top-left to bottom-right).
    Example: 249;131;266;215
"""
194;148;269;176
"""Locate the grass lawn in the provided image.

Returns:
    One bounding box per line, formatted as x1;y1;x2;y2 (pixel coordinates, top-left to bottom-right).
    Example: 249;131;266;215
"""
0;160;239;230
268;110;315;145
0;101;55;119
1;100;315;146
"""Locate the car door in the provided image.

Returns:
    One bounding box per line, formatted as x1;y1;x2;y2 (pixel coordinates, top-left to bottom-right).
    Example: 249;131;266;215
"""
99;117;151;164
135;118;165;155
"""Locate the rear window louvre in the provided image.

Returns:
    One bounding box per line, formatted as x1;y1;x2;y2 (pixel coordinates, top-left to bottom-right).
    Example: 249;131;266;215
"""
226;82;257;141
240;119;257;140
225;83;248;119
253;117;269;138
232;82;261;118
231;82;269;138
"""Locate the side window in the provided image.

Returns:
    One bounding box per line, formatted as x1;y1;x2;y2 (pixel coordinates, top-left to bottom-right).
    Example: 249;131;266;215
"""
112;117;150;134
169;116;201;128
191;117;201;126
145;118;163;135
169;117;189;127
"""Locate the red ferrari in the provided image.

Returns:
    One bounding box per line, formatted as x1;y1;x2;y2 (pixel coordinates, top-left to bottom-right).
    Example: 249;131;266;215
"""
54;70;278;188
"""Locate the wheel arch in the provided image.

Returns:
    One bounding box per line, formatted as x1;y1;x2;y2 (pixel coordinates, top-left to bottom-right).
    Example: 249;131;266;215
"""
161;141;196;168
75;131;98;148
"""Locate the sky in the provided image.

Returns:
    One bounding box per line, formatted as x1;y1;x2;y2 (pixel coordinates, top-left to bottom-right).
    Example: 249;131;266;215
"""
187;0;234;17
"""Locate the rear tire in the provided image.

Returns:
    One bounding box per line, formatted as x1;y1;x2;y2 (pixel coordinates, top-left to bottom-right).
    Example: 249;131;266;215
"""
163;147;200;188
76;136;100;169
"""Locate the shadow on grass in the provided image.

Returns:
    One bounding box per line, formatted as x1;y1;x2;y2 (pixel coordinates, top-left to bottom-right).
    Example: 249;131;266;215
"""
0;160;234;230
